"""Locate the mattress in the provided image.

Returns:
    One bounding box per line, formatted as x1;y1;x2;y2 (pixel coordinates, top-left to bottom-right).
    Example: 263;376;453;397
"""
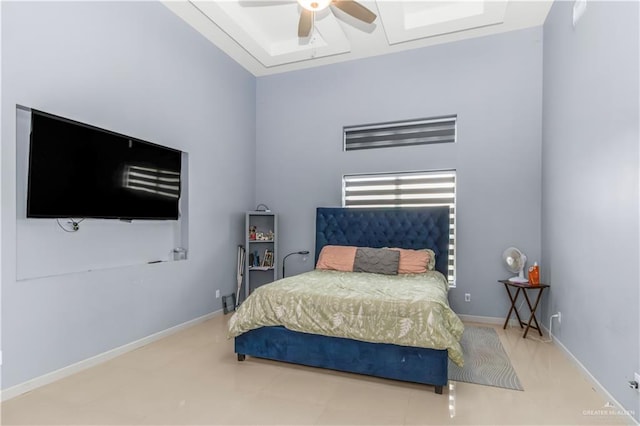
228;269;464;366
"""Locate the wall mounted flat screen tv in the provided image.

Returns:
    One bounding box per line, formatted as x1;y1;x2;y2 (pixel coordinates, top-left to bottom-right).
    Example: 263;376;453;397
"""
27;109;182;220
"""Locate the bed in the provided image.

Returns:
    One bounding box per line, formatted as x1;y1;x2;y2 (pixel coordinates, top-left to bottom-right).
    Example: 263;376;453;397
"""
229;207;463;394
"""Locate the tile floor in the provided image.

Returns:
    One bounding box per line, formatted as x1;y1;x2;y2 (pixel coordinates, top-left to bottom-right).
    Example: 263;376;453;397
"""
1;314;634;425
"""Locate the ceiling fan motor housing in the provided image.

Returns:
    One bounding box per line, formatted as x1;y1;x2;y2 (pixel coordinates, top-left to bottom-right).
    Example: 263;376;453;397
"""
297;0;377;38
298;0;332;11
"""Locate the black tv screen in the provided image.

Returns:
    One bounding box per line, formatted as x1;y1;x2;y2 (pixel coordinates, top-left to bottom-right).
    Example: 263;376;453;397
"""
27;110;182;220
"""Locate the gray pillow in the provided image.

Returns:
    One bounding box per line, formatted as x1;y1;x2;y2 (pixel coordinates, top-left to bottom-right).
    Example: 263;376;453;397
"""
353;247;400;275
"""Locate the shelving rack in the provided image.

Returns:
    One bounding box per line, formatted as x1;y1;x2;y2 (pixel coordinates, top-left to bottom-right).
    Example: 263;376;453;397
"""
244;211;277;300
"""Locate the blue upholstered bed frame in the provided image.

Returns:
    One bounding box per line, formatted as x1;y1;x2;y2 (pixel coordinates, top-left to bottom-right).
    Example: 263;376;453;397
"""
235;207;451;394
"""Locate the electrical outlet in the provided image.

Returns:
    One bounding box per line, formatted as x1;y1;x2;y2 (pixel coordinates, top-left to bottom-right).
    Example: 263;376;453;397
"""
215;290;220;299
557;311;562;324
464;293;471;302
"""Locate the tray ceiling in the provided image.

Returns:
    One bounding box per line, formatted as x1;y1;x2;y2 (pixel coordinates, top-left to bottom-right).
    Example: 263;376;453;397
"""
163;0;553;76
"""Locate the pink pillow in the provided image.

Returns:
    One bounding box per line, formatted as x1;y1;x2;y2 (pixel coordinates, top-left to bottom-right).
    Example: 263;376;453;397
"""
390;248;433;274
316;245;357;272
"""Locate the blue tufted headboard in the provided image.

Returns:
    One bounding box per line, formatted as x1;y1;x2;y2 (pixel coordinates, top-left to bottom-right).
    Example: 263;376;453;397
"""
315;207;451;276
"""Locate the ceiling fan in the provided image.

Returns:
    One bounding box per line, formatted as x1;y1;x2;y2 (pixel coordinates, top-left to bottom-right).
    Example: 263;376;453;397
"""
297;0;377;37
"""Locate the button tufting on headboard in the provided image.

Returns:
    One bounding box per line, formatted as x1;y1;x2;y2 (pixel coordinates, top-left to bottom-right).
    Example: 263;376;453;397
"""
315;207;450;276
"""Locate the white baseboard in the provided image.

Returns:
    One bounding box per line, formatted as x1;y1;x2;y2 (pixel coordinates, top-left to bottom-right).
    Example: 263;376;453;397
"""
458;314;518;327
465;314;637;424
549;330;639;426
1;309;223;402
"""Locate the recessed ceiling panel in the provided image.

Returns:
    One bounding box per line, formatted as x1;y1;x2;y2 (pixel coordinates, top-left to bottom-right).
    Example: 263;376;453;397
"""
190;0;351;67
402;1;484;29
377;0;508;45
163;1;552;76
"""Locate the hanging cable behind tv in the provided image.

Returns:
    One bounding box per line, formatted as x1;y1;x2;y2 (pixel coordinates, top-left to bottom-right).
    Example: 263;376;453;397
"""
56;218;84;232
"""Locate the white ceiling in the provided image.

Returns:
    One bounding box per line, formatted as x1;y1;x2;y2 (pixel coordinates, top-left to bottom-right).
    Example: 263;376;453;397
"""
163;0;553;76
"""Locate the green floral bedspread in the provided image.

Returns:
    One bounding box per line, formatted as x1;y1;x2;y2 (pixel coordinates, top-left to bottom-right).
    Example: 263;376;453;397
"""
228;269;464;366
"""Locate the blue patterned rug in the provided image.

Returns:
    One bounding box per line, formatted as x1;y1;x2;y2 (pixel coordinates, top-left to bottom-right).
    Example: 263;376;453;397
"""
448;326;523;391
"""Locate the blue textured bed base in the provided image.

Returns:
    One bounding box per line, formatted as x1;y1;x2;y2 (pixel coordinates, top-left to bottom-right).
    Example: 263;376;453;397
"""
235;326;447;393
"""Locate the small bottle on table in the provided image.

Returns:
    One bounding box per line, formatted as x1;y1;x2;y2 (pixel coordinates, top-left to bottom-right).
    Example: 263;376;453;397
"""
528;262;540;285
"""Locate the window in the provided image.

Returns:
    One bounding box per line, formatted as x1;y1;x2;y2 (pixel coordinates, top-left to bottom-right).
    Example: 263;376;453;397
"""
343;115;456;151
342;170;456;285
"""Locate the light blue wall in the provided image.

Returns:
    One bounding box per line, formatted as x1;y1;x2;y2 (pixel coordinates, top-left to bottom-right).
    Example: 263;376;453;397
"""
1;1;255;388
256;27;543;317
4;3;635;418
542;1;639;420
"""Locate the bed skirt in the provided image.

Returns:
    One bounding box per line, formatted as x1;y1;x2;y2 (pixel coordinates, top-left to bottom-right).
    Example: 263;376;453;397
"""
235;326;447;394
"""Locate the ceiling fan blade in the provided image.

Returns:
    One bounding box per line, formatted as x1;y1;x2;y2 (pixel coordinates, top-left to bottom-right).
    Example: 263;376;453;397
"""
298;9;313;37
332;0;376;24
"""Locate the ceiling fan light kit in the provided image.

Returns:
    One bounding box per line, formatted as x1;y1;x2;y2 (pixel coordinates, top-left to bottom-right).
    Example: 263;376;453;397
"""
297;0;332;12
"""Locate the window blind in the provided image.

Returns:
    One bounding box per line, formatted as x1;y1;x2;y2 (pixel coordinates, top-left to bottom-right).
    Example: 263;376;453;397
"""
342;171;456;285
344;115;456;151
